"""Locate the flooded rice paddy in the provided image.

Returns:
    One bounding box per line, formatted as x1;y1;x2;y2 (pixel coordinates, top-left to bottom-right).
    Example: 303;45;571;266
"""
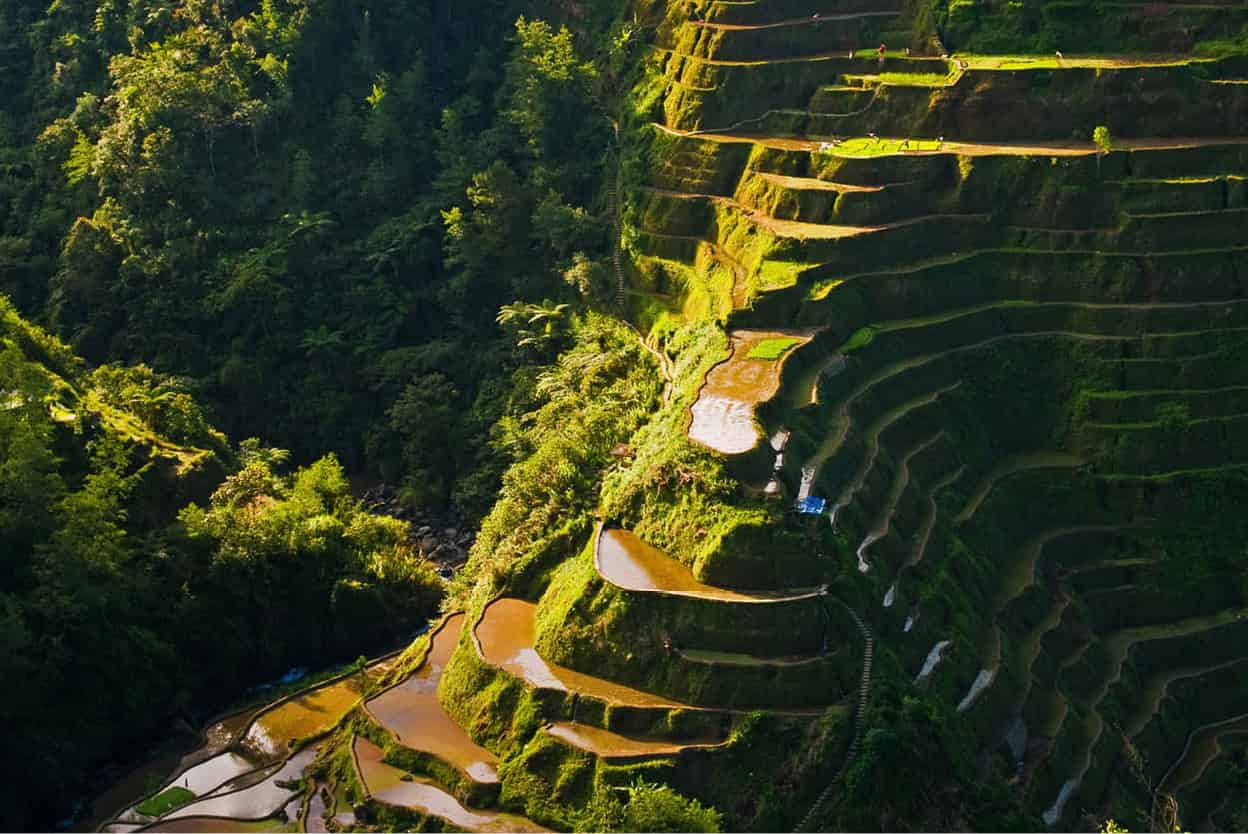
544;722;723;758
86;710;261;831
141;818;286;833
596;527;820;602
164;747;317;821
687;330;811;454
363;615;499;783
243;658;396;760
915;640;951;684
352;738;548;832
474;598;688;708
164;752;256;798
303;788;328;833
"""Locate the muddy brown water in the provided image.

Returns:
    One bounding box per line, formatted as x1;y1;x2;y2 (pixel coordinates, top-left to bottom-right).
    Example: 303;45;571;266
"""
596;528;820;602
687;330;811;454
243;657;397;760
475;598;689;708
364;615;499;783
544;722;723;758
352;738;548;832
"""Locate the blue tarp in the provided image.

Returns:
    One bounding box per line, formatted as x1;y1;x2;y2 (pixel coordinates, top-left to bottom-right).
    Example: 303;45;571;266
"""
796;496;827;515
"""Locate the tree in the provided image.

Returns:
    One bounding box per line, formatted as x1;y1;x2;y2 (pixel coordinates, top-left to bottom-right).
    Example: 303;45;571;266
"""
1093;126;1113;154
622;779;722;833
497;299;571;352
1093;125;1112;173
1155;401;1190;433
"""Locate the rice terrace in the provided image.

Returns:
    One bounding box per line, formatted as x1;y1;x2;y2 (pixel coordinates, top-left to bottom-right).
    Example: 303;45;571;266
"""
2;0;1248;831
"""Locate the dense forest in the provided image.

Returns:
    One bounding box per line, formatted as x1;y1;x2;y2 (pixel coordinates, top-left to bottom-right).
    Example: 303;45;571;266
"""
0;0;631;827
1;0;622;512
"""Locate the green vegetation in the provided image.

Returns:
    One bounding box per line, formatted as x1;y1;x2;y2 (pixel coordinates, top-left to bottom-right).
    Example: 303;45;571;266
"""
0;0;619;516
746;336;801;361
0;299;441;828
8;0;1248;829
583;778;723;832
1094;125;1113;155
839;327;876;353
134;786;195;818
928;0;1248;53
0;0;636;824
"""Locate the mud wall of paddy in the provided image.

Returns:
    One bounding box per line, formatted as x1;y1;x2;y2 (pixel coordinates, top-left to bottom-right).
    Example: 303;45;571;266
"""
644;136;1248;253
600;456;819;590
742;244;1248;339
653;47;1248;136
635;158;1248;324
431;598;830;828
696;0;903;27
658;15;896;64
725;64;1248;142
438;606;729;743
352;713;499;809
529;548;858;709
941;3;1248;54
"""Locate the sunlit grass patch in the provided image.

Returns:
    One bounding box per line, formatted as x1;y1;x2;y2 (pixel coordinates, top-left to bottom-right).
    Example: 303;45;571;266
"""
838;326;876;353
747;336;802;360
136;786;195;817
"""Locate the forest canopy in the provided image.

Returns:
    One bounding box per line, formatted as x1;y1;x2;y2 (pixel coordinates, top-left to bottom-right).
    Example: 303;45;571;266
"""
0;0;629;826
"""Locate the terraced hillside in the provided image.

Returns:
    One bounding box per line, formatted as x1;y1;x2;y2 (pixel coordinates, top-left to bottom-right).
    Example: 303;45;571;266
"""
611;0;1248;829
80;2;1248;833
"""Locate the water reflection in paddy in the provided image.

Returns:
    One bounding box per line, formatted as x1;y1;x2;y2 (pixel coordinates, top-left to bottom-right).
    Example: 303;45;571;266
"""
687;331;810;454
164;747;317;821
596;528;819;602
243;658;396;760
303;787;328;833
353;738;547;833
545;722;722;758
364;615;499;783
474;599;687;708
141;817;286;833
205;764;280;797
85;710;260;831
166;752;256;797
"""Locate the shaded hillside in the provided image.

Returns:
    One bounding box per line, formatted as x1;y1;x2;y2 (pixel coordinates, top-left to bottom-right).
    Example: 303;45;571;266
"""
0;297;442;830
